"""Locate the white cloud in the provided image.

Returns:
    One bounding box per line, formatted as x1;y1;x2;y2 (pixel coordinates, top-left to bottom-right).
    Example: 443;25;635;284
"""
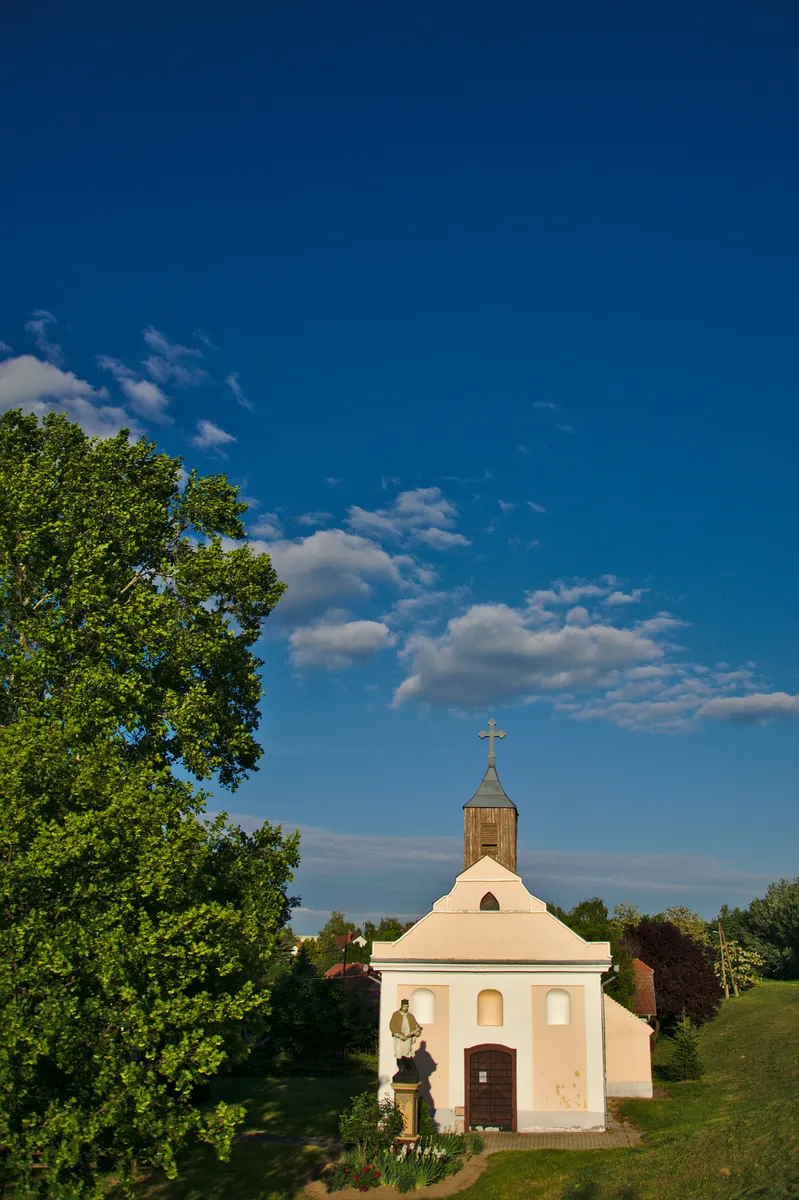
96;355;171;423
0;342;13;355
605;589;648;606
253;528;414;626
533;401;558;410
0;354;140;439
392;602;663;708
297;511;333;527
527;501;547;513
517;444;529;453
348;487;469;550
142;326;207;386
289;619;397;669
498;500;516;513
326;476;343;486
557;423;576;434
414;527;470;550
248;512;283;538
191;418;235;452
24;310;63;365
697;692;799;723
226;372;253;411
527;581;608;606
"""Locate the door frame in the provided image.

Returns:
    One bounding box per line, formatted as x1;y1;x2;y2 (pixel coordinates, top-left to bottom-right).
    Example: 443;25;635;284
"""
464;1043;517;1133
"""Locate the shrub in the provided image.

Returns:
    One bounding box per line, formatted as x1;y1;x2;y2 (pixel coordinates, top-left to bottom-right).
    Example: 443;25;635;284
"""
623;917;723;1027
667;1012;703;1080
339;1091;403;1171
418;1099;438;1138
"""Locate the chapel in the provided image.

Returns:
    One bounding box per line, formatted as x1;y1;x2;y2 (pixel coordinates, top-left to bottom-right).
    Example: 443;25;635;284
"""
371;721;653;1133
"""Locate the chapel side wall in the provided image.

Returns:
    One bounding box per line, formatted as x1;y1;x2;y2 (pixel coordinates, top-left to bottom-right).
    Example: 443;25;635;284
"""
603;994;653;1098
463;807;517;872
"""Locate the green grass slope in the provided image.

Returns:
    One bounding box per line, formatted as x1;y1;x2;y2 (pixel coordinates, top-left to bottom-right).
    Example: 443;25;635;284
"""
458;982;799;1200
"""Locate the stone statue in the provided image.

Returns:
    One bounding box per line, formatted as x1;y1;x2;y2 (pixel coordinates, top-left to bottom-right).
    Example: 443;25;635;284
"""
390;998;422;1081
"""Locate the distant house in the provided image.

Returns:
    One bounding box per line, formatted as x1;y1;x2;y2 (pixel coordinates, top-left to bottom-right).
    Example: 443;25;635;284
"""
632;958;657;1022
324;961;381;1006
290;934;317;957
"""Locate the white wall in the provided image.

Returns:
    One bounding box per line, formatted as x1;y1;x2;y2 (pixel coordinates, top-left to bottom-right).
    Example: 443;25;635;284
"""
378;965;606;1131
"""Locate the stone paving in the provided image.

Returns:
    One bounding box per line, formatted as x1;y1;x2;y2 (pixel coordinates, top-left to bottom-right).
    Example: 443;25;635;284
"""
480;1113;641;1153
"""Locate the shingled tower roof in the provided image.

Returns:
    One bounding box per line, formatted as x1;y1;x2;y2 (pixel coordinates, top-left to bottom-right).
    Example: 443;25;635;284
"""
463;764;517;809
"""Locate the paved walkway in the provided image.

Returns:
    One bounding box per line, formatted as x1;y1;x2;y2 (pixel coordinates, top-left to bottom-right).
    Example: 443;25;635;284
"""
480;1113;640;1153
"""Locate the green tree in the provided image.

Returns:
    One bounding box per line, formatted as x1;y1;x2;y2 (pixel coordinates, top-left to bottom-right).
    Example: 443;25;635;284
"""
667;1012;703;1081
362;917;413;956
739;879;799;979
307;911;367;975
655;906;713;948
0;412;298;1197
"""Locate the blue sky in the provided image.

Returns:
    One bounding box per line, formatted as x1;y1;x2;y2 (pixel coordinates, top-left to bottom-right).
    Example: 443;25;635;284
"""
2;0;798;932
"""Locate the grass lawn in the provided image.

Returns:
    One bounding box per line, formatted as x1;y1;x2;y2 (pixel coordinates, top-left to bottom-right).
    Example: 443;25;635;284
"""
457;981;799;1200
133;1056;377;1200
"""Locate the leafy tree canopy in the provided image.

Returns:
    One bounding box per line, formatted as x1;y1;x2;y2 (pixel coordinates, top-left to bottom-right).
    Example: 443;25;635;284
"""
0;412;298;1197
715;880;799;980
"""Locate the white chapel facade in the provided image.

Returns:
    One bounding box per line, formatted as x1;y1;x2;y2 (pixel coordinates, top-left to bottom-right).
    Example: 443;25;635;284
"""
371;721;652;1133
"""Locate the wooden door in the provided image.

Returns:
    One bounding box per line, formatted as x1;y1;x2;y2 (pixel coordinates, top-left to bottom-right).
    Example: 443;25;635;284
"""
465;1044;516;1132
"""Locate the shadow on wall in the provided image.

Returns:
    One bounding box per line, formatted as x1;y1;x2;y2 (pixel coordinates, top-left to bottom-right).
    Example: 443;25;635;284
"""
414;1040;438;1111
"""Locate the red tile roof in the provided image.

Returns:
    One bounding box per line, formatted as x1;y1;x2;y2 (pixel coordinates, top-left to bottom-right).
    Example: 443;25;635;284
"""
632;958;656;1017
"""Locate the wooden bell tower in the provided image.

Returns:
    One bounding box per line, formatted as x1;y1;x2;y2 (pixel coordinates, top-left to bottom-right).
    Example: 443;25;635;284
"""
463;719;518;873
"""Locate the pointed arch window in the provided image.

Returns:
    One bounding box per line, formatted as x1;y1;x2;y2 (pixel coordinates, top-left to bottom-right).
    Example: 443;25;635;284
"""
477;989;504;1026
480;892;500;911
546;988;571;1025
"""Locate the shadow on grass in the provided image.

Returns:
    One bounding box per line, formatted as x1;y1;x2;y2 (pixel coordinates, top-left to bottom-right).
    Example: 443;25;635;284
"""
562;1183;640;1200
136;1139;327;1200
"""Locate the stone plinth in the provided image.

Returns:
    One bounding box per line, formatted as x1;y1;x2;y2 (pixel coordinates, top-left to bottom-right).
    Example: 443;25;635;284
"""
391;1080;421;1145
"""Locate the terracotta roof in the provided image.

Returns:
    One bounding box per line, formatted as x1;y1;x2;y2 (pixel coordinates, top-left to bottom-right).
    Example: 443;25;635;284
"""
632;958;656;1017
324;962;380;983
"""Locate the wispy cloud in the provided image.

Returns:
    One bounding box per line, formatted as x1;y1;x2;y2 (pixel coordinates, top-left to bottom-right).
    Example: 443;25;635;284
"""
142;326;207;386
533;401;558;411
25;310;63;366
0;342;13;356
297;511;333;527
226;372;254;411
557;423;576;434
527;501;547;514
217;819;775;928
96;355;172;424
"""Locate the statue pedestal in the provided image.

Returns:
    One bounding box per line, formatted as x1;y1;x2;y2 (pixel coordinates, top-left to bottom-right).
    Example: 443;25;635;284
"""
391;1080;421;1145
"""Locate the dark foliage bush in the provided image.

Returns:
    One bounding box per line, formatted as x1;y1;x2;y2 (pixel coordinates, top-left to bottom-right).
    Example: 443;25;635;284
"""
623;917;722;1027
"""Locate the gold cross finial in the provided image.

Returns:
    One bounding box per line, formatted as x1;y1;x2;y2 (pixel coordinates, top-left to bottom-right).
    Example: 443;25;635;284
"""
479;718;506;767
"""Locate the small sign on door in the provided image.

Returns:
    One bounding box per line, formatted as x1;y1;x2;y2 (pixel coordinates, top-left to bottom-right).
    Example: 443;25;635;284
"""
478;1070;488;1083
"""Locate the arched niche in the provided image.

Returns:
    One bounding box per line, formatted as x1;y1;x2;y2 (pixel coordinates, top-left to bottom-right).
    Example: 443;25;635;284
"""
480;892;500;911
410;987;436;1025
477;988;504;1026
545;988;571;1025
